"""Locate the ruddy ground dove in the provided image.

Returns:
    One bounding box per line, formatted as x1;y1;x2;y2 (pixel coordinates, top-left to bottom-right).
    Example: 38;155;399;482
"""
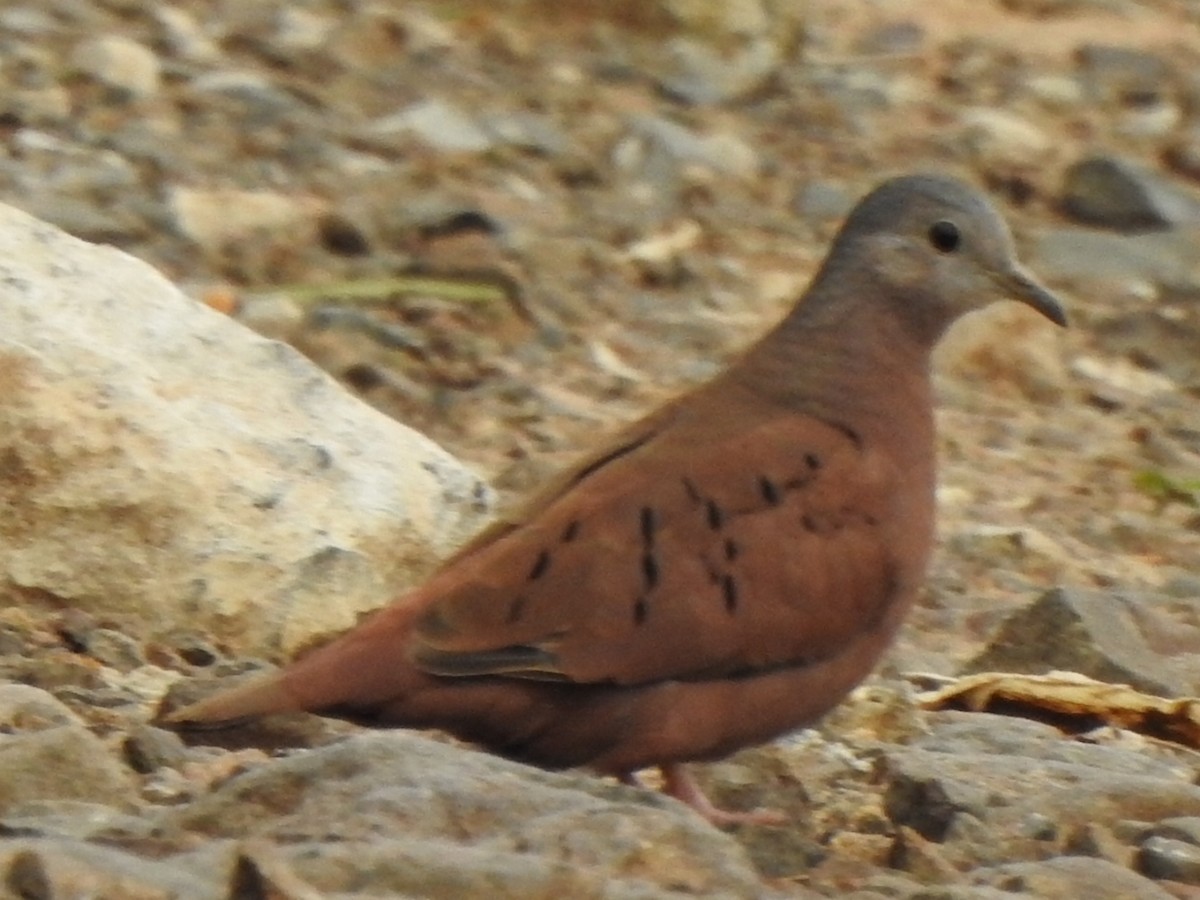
165;175;1067;825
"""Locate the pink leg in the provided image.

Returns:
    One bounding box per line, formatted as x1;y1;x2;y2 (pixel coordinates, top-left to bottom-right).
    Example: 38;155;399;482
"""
660;763;787;827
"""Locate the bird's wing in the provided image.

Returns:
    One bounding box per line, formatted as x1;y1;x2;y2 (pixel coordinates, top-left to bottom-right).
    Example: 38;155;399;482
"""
409;399;917;687
433;398;679;570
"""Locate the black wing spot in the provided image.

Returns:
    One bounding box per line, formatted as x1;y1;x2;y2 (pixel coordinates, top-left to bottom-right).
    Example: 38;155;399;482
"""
759;476;782;506
640;507;657;546
724;538;739;562
833;422;864;450
642;552;660;590
721;574;739;613
506;596;527;624
863;513;879;526
633;597;649;625
682;477;703;503
804;452;822;471
801;514;818;533
705;500;725;531
561;520;581;542
528;550;551;581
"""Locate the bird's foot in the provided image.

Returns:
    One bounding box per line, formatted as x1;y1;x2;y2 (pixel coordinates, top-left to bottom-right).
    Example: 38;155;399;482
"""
623;764;787;828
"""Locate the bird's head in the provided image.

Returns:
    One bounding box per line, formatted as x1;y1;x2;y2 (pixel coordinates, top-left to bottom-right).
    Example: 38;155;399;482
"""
823;175;1067;343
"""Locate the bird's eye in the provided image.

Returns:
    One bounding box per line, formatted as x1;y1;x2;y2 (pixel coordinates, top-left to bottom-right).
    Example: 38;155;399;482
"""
928;220;960;253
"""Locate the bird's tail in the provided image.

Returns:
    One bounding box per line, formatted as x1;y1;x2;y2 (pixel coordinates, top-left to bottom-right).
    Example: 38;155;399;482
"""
162;600;424;728
163;667;297;727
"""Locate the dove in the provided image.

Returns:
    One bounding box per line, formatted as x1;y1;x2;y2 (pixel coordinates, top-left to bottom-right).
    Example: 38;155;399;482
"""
164;174;1066;826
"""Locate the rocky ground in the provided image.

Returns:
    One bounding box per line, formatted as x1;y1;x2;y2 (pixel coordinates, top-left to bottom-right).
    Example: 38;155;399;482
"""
1;0;1200;897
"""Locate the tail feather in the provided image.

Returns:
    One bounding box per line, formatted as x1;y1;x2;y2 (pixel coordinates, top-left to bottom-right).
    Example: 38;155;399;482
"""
163;668;299;728
162;602;426;729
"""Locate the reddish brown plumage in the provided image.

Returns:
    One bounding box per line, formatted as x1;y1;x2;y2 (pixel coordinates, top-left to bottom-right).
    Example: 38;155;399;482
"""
165;175;1066;823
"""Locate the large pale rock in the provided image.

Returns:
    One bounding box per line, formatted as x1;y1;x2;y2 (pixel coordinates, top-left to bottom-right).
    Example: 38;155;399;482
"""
71;35;161;99
0;202;492;656
883;712;1200;880
169;186;328;256
962;588;1190;697
0;726;134;810
0;839;240;900
165;732;765;899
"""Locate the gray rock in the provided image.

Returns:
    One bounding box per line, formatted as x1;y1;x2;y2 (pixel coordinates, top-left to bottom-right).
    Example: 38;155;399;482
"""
188;71;304;124
624;115;760;179
655;36;780;105
1148;817;1200;846
168;186;327;256
0;685;81;731
279;836;750;899
0;6;59;35
883;710;1200;866
481;112;571;157
1076;44;1175;106
889;823;963;883
663;0;771;39
367;99;495;153
0;202;492;657
1020;73;1086;110
807;66;910;117
962;588;1190;696
1063;822;1135;867
883;763;992;842
56;615;145;671
5;85;72;126
0;726;133;810
793;179;854;224
907;712;1067;758
959;108;1052;168
234;293;307;343
0;839;240;900
913;889;1035;900
164;732;764;898
1031;226;1200;285
0;800;153;842
973;856;1174;900
1115;99;1181;140
1138;835;1200;884
122;724;188;774
854;21;924;56
70;35;161;99
391;7;458;55
1089;295;1200;392
1061;156;1200;231
851;872;931;899
153;7;221;62
946;524;1068;568
272;8;336;54
19;195;144;244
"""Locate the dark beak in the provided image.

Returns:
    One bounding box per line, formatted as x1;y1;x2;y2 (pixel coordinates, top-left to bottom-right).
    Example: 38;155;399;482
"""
998;265;1068;327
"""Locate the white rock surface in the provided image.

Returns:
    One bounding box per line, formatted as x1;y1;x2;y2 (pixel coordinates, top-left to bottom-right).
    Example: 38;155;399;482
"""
169;187;327;256
71;35;162;98
960;107;1053;167
367;99;494;153
0;202;493;657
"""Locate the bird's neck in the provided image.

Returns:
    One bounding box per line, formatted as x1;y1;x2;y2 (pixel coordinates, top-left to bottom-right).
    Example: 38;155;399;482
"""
727;278;938;459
